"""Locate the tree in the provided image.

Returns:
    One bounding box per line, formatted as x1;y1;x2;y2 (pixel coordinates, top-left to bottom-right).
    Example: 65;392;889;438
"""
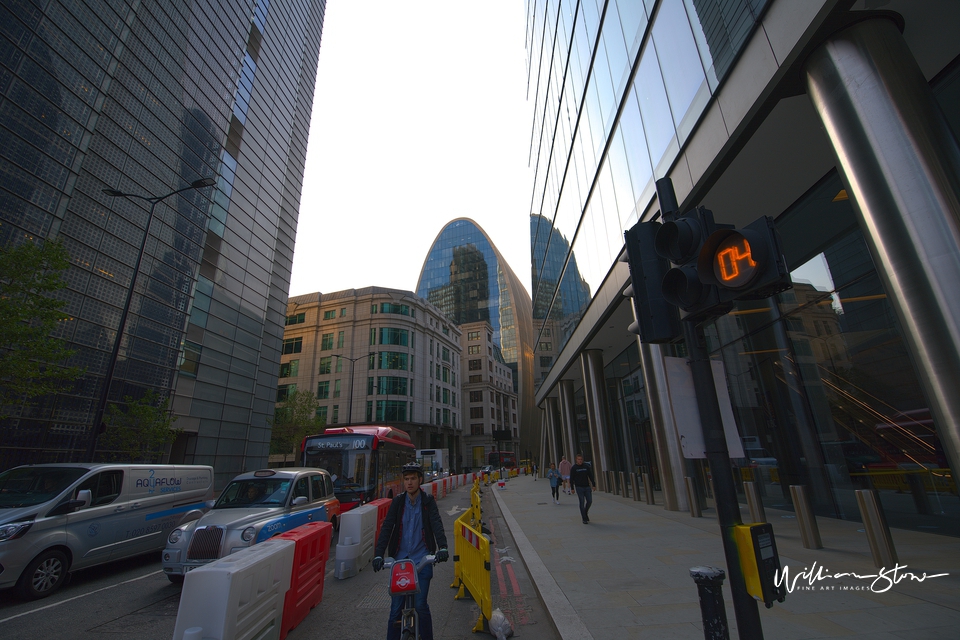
0;239;83;417
270;389;325;456
97;390;182;462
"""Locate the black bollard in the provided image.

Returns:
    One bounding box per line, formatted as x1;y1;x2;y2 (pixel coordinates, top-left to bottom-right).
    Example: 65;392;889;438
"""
690;566;730;640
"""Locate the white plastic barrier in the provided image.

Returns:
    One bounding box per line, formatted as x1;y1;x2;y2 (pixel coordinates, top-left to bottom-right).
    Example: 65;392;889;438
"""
172;538;295;640
334;503;378;579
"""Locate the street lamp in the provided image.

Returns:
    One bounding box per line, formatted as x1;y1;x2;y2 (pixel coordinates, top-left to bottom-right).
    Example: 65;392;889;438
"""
85;177;216;460
336;352;375;425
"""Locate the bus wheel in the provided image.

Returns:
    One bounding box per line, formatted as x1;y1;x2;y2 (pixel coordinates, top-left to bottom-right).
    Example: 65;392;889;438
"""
167;574;184;584
17;549;69;600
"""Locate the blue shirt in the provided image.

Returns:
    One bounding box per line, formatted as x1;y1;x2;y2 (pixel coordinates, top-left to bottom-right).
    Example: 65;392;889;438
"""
398;490;428;563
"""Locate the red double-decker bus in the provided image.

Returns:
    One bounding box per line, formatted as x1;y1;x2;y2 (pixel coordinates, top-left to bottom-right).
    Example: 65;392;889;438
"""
488;451;517;469
301;425;416;511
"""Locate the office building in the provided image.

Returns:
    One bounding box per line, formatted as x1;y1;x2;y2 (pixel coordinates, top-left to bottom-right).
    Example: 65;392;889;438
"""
416;218;537;462
0;0;325;485
279;288;462;462
460;320;519;469
527;0;960;536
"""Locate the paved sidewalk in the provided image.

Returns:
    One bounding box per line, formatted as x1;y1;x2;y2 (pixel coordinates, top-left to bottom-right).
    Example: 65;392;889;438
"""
492;476;960;639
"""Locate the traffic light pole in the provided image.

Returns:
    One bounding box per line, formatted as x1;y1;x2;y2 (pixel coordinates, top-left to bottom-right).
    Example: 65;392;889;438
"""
682;318;764;639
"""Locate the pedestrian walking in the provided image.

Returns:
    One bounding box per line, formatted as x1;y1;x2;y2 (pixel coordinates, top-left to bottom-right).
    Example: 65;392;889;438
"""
569;454;596;524
546;462;561;503
558;456;572;495
532;462;538;480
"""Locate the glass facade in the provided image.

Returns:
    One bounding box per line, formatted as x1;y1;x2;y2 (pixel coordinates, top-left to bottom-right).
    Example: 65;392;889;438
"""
704;171;958;534
416;218;537;456
528;0;960;536
528;0;768;359
0;0;325;484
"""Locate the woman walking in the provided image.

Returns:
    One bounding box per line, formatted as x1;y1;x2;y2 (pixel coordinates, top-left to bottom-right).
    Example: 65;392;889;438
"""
546;462;562;504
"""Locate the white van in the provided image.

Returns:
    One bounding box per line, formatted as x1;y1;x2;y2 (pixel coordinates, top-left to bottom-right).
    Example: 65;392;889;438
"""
0;463;214;599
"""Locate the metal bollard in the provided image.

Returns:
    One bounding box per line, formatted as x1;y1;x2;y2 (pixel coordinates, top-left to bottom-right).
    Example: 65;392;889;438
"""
685;476;702;517
642;473;656;505
743;481;766;523
690;566;730;640
619;471;627;498
789;485;823;549
606;470;616;494
905;473;932;515
631;473;642;502
855;489;898;568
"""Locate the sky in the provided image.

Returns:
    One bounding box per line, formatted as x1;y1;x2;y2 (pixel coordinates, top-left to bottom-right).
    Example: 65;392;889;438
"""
289;1;535;299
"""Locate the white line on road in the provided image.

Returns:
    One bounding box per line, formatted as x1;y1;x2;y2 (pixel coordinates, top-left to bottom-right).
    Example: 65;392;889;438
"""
0;570;162;625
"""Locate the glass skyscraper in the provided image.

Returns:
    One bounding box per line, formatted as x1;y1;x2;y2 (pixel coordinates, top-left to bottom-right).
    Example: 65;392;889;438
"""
416;218;537;459
528;0;960;537
0;0;325;485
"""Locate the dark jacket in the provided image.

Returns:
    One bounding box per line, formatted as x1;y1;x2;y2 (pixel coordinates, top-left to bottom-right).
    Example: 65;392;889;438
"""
570;462;595;488
374;490;448;558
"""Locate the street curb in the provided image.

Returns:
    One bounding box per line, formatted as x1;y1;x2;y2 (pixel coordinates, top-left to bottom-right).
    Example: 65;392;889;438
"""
491;486;594;640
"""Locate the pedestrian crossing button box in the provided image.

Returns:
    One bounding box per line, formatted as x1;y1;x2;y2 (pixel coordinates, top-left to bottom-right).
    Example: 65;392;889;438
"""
734;522;786;607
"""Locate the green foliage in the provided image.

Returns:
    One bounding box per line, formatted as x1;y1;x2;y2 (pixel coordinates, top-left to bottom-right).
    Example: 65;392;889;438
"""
270;389;325;455
98;390;182;462
0;239;83;416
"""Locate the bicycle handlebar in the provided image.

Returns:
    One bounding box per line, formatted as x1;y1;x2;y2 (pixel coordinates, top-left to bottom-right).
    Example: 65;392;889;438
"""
383;554;437;572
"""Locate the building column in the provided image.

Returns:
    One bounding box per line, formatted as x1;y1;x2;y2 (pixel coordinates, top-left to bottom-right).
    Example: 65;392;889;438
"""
639;340;683;511
580;349;611;492
558;379;578;463
545;396;560;465
803;16;960;477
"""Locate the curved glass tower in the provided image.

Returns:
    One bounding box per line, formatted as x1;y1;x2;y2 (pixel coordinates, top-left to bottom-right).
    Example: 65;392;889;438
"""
416;219;536;456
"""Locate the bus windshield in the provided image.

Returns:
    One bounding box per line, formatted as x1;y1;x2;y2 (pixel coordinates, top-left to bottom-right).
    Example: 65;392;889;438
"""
303;434;373;499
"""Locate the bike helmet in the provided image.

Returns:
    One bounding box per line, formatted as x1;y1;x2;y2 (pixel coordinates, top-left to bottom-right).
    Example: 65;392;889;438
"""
401;462;424;478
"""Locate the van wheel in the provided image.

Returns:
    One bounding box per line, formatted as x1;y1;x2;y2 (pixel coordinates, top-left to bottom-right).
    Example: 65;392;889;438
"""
17;550;68;600
167;574;184;584
331;515;339;533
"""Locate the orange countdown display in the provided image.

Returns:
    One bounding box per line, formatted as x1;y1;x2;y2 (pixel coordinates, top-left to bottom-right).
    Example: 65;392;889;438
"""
713;235;758;288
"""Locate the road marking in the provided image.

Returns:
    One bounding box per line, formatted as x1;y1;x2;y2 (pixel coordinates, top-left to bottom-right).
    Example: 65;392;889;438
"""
0;570;162;625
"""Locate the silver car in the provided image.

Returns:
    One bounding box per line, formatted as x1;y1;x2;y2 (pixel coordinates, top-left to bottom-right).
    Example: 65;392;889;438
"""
161;468;339;582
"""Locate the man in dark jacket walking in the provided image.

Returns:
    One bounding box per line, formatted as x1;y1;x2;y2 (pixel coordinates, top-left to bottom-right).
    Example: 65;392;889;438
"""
570;453;596;524
373;462;449;640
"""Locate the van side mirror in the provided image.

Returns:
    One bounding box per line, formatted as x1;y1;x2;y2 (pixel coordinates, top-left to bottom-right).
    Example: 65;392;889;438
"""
48;490;91;517
292;496;308;506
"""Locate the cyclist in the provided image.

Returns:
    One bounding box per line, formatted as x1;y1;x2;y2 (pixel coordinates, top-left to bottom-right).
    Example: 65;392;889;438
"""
373;462;449;640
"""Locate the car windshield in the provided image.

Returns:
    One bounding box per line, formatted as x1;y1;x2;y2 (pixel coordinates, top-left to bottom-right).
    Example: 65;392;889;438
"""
0;467;88;508
213;478;290;508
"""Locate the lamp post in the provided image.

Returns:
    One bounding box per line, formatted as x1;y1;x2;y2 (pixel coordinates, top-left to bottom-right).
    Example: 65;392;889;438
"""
85;177;216;460
336;352;375;425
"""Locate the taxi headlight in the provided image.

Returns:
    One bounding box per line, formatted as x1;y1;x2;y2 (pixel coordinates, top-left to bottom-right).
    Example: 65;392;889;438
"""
168;528;183;544
241;527;256;542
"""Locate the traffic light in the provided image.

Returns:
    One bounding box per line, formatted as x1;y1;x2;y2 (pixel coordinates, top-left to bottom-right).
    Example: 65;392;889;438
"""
654;206;733;320
623;221;681;343
698;215;792;300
